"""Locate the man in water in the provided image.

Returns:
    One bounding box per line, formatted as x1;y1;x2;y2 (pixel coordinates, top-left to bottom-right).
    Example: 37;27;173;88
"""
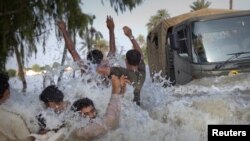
69;75;129;140
0;72;34;141
97;26;146;106
36;85;70;135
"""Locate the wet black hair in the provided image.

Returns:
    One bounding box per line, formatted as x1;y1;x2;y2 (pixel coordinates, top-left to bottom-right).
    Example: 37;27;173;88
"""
71;98;95;112
87;49;104;64
0;72;9;99
39;85;64;104
126;49;141;66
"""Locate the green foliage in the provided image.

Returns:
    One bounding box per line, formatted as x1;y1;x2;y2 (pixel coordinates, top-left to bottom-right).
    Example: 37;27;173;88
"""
0;0;90;72
7;69;16;77
190;0;211;11
146;9;171;31
32;64;41;72
106;0;145;14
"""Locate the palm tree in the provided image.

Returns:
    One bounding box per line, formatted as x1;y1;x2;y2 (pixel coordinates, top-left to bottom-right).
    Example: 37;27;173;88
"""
190;0;211;11
93;39;109;55
146;9;171;31
84;15;103;50
136;34;145;47
136;35;148;64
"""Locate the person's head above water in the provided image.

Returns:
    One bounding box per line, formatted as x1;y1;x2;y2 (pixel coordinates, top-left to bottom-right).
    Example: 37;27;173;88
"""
87;49;104;65
71;97;97;119
0;72;10;104
39;85;67;113
125;49;141;67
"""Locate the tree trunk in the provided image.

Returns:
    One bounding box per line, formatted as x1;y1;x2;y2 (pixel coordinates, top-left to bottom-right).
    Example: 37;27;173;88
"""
86;27;91;50
57;45;67;84
229;0;233;9
13;45;27;92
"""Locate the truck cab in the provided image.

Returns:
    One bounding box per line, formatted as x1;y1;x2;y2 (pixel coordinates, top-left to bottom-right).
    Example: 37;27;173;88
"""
147;9;250;85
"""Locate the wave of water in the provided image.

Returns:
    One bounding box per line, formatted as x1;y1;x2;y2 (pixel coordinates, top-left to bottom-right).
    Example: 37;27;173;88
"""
4;64;250;141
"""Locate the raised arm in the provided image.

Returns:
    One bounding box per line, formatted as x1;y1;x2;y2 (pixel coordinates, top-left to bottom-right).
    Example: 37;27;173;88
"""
106;16;116;57
123;26;144;59
57;21;81;62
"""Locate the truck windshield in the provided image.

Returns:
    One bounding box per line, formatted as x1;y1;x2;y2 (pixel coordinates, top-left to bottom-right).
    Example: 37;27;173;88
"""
192;15;250;63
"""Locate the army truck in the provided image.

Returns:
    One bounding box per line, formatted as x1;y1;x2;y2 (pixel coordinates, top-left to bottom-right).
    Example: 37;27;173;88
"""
147;8;250;85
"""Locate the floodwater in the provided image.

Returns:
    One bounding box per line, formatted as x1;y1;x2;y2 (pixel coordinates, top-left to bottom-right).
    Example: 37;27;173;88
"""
4;63;250;141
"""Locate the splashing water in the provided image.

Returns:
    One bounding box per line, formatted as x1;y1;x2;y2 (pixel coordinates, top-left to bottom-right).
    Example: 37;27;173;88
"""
4;58;250;141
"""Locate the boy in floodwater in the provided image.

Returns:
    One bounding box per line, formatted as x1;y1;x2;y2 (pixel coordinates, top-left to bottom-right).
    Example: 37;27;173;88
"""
35;85;70;138
0;72;34;141
68;75;129;140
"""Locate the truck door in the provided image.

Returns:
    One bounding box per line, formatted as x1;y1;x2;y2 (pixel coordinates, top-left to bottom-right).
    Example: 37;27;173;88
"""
173;27;193;85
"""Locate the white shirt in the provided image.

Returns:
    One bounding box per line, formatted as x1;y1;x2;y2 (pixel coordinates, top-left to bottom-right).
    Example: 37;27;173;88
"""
0;106;31;141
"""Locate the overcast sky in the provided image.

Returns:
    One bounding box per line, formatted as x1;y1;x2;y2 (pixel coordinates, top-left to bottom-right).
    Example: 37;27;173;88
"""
6;0;250;69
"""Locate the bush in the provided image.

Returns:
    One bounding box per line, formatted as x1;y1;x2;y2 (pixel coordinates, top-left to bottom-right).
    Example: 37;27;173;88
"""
7;69;16;77
32;64;41;72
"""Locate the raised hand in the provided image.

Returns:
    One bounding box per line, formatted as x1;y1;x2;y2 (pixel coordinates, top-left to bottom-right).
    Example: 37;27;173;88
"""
106;15;116;57
122;26;133;38
123;26;143;58
106;16;115;31
111;75;129;94
120;75;130;95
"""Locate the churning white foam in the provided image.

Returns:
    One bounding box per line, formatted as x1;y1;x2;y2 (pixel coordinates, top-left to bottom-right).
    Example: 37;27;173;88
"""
4;62;250;141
